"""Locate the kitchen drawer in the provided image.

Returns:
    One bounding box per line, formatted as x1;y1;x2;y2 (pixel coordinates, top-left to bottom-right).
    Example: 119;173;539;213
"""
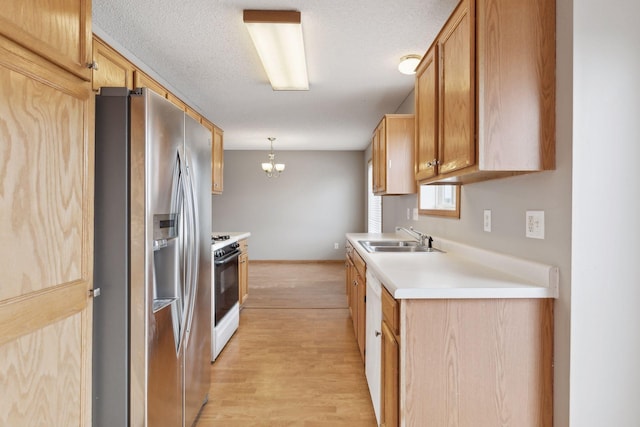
382;286;400;336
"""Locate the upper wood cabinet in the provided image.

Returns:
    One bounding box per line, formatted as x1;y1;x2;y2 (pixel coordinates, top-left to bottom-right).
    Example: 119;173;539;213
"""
202;119;224;194
92;36;134;92
0;0;92;81
134;69;169;98
414;48;439;182
415;0;555;185
372;114;417;195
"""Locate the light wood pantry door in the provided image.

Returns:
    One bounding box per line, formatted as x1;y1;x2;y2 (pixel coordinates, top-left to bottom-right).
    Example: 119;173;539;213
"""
0;35;94;426
212;124;224;194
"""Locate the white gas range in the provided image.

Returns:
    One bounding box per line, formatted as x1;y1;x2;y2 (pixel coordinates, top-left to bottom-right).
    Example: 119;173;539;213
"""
210;232;250;361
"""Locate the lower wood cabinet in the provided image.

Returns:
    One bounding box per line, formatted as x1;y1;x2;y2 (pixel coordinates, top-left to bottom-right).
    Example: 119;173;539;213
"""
380;317;399;427
380;286;400;427
345;242;366;361
238;239;248;305
379;286;554;427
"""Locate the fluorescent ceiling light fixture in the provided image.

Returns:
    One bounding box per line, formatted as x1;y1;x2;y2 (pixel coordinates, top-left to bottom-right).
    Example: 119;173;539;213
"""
243;10;309;91
398;54;422;75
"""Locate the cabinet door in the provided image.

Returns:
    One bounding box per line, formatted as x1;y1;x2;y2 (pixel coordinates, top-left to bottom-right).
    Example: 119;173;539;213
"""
92;37;134;92
438;0;475;175
350;273;359;337
415;47;439;181
376;121;387;194
345;256;353;303
356;270;366;361
371;129;380;193
0;36;93;426
212;125;224;194
238;253;248;305
0;0;92;81
380;320;399;427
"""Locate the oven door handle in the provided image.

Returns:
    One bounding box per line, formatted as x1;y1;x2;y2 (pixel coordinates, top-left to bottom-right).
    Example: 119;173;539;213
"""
214;249;241;265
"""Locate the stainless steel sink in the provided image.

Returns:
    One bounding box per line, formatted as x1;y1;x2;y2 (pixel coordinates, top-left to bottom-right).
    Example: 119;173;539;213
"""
358;240;444;253
360;240;418;247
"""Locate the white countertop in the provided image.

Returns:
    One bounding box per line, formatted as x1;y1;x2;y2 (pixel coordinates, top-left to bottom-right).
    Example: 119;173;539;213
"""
211;232;251;251
347;233;558;300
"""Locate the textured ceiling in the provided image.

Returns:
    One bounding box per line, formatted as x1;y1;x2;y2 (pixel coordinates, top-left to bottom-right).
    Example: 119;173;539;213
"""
93;0;458;150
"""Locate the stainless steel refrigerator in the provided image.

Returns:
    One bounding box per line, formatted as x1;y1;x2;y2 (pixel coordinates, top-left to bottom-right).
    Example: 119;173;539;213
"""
93;87;211;426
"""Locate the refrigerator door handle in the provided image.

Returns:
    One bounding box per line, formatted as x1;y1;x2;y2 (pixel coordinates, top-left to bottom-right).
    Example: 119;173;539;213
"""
183;150;200;346
176;147;192;353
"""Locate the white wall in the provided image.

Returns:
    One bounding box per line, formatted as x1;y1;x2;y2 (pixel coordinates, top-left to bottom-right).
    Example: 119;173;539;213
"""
571;0;640;425
211;150;365;260
378;2;574;424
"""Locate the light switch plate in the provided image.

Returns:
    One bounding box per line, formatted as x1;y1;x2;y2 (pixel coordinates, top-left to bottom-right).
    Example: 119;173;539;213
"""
412;208;419;221
526;210;545;239
483;209;492;232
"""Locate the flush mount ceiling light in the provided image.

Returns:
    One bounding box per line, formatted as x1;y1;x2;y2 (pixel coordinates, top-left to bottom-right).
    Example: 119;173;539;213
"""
243;10;309;91
261;137;286;178
398;54;422;75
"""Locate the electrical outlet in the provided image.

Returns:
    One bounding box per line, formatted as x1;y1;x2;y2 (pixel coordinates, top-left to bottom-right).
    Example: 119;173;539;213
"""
525;210;545;239
412;208;419;221
483;209;492;232
334;242;340;250
406;208;411;220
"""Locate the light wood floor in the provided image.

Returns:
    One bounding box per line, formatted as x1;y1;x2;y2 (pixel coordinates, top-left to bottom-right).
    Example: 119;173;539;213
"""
196;261;377;427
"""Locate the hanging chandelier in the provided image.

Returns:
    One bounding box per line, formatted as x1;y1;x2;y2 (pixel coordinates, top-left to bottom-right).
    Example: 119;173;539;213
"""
261;137;285;178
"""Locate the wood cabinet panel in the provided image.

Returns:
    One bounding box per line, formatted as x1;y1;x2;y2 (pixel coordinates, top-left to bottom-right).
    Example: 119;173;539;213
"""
0;36;93;301
414;48;438;181
372;115;416;196
0;310;89;425
239;239;249;305
0;34;93;427
212;125;224;194
381;287;399;336
134;69;168;98
92;37;134;92
380;317;399;427
0;0;91;81
438;0;475;176
201;118;224;194
414;0;555;185
402;298;554;426
356;269;366;361
476;0;556;171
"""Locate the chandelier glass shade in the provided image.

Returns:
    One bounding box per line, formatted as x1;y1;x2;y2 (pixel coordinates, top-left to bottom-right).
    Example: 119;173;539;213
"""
261;137;285;177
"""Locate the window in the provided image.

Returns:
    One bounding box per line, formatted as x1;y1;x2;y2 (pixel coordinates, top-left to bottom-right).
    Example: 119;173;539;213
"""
418;184;461;218
368;161;382;232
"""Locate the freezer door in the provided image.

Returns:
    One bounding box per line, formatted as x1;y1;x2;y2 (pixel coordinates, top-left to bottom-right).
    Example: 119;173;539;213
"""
182;114;212;426
130;87;184;426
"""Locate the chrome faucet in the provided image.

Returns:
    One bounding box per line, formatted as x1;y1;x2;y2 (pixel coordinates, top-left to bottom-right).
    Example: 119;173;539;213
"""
395;226;433;248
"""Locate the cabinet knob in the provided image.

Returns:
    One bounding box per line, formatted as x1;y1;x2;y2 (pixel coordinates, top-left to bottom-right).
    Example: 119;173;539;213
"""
426;159;439;168
375;330;381;337
86;61;99;70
